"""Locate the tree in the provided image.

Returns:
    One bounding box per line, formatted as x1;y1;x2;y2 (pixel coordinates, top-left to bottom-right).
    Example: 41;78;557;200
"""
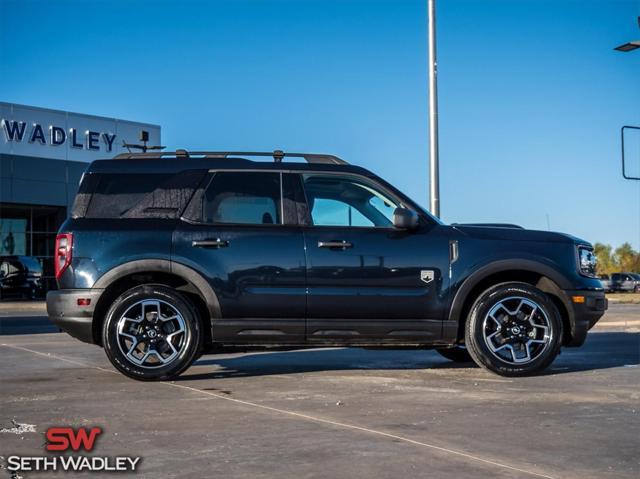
614;242;640;272
593;243;615;275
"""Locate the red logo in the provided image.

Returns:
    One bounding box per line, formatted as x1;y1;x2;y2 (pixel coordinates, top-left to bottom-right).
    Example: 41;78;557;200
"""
46;427;103;451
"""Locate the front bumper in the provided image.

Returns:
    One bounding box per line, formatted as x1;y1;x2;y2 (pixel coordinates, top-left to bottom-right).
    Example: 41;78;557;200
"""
46;289;103;344
564;289;607;347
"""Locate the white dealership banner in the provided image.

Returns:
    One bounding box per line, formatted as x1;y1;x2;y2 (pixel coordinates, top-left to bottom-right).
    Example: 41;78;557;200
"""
0;102;161;162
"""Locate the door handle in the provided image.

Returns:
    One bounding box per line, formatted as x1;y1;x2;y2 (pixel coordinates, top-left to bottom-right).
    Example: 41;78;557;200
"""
192;239;229;248
318;240;353;249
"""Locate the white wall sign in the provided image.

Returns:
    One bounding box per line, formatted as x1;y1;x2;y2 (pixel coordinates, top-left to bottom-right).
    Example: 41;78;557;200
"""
0;102;161;163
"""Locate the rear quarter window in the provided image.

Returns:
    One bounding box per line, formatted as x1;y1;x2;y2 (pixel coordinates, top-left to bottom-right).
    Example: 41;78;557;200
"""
74;170;206;219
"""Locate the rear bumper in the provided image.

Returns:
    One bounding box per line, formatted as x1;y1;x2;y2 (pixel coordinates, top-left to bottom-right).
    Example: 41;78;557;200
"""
564;289;607;347
46;289;103;344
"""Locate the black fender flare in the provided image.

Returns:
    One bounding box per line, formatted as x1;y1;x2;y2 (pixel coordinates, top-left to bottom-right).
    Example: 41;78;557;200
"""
93;259;221;320
447;258;572;324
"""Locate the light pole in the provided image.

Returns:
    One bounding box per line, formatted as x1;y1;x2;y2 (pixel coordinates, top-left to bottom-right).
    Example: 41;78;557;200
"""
427;0;440;217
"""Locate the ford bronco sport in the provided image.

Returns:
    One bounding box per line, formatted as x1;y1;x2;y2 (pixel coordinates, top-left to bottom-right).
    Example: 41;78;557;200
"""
47;150;607;380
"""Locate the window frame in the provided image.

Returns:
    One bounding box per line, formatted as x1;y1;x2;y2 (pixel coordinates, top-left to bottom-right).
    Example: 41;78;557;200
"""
182;170;298;228
179;168;435;229
299;171;409;230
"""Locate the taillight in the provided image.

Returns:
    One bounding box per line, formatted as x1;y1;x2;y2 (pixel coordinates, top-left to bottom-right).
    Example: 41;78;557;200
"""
54;233;73;280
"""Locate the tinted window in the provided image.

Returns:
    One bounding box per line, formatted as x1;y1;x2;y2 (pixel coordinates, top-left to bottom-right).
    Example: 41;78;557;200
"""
83;171;204;219
85;174;172;218
303;174;399;228
203;172;281;225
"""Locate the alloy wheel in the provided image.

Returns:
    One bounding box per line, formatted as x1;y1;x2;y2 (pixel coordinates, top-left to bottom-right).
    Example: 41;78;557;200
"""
481;296;551;364
116;299;187;369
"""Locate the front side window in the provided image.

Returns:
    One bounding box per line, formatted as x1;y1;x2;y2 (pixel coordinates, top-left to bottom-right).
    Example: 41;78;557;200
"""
203;172;281;225
302;174;399;228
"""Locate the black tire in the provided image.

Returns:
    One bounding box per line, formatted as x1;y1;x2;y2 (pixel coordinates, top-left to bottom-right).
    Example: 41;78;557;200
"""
102;284;202;381
464;282;562;377
436;345;473;363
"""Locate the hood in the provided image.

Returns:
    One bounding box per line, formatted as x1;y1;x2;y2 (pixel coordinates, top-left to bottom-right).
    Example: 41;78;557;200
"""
452;224;588;245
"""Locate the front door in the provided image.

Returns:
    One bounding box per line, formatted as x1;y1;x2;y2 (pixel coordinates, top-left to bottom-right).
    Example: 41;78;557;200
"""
299;172;449;343
173;171;306;343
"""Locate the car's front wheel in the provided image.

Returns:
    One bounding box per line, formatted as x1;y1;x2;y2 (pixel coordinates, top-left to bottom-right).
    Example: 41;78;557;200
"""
465;282;562;377
103;285;202;381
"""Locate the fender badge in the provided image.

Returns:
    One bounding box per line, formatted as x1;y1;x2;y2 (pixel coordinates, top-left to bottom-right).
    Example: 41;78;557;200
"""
420;270;435;284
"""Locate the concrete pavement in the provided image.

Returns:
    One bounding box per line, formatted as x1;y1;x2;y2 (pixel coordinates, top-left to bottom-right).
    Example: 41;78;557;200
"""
0;304;638;478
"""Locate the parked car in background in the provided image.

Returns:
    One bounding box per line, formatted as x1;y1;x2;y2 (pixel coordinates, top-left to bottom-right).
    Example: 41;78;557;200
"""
0;256;44;300
610;272;640;293
598;274;613;292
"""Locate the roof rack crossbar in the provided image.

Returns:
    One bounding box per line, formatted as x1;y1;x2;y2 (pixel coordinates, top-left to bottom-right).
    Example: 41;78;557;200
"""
112;150;348;165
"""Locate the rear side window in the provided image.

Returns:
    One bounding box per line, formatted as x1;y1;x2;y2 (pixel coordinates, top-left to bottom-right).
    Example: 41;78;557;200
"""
202;172;281;225
76;170;206;219
85;174;171;218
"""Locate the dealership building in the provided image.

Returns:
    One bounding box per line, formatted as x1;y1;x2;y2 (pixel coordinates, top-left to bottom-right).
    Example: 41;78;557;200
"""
0;101;161;289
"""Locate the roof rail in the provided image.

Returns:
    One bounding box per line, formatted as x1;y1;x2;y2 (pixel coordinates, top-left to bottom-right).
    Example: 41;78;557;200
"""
112;149;348;165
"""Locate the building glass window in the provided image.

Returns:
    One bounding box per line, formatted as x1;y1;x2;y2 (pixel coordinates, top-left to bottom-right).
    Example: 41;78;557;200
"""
0;203;67;294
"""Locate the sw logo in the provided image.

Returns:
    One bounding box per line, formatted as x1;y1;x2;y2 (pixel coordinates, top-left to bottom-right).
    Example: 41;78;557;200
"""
420;270;435;284
7;426;141;473
46;427;103;451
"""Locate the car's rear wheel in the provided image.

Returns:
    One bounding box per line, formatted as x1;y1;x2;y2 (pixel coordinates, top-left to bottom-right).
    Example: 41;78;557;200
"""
465;282;562;377
436;345;473;363
103;285;202;381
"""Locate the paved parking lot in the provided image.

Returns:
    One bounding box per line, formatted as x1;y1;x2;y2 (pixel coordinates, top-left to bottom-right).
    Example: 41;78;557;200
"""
1;303;639;479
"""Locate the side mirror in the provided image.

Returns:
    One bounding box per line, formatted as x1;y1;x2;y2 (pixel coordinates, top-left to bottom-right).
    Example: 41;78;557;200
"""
392;207;419;230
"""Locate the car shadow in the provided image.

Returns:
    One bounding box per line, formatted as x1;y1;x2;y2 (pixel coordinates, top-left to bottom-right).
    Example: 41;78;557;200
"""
179;332;640;381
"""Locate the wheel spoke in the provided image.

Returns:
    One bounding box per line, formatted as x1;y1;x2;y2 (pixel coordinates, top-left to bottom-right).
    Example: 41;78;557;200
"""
518;342;532;363
486;331;500;342
487;313;502;326
490;343;516;362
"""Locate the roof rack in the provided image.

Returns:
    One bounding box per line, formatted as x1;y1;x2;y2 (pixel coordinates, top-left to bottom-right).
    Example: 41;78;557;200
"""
112;149;348;165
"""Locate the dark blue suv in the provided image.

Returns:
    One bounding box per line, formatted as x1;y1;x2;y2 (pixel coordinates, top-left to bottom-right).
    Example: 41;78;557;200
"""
47;150;607;380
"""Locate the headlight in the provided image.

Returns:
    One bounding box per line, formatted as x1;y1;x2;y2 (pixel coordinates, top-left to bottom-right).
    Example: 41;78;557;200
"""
577;246;597;277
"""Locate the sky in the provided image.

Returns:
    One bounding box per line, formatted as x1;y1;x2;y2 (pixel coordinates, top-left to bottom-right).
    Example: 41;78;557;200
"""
1;0;639;248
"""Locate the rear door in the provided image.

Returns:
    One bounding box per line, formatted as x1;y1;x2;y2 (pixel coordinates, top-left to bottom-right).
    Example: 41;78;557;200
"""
172;171;307;343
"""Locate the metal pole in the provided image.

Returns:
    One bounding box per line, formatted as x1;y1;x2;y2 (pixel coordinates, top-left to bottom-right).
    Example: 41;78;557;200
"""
427;0;440;217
